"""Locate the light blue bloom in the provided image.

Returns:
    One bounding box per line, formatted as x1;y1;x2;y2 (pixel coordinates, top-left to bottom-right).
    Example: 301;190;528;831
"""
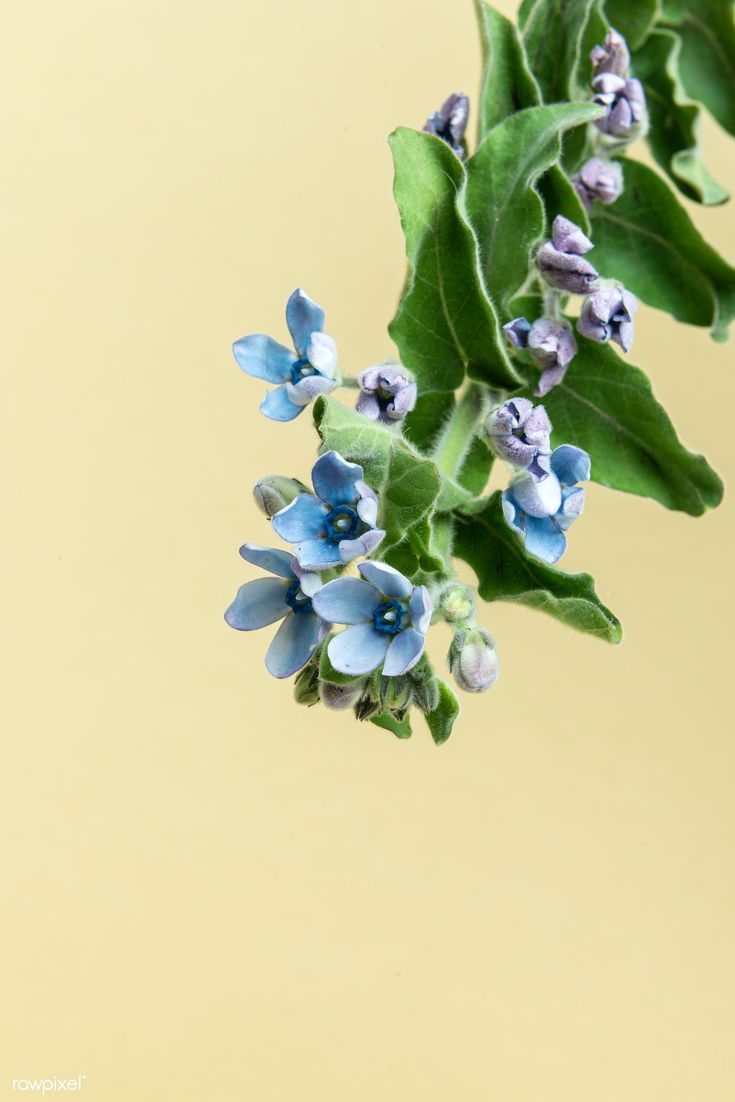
313;561;433;678
502;445;590;565
224;544;329;678
233;288;338;421
272;451;385;570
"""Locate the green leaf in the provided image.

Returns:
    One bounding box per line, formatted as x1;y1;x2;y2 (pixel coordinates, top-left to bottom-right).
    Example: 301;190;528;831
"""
527;339;724;515
519;0;606;104
475;0;540;140
403;392;453;453
538;164;592;235
605;0;661;50
633;30;728;205
312;395;441;551
590;159;735;340
660;0;735;136
454;492;622;643
463;102;604;314
371;712;412;739
388;127;520;393
381;515;447;579
423;679;460;745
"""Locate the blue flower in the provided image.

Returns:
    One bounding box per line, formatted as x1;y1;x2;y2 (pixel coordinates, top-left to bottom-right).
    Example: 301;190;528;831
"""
272;451;385;570
312;561;433;678
233;288;338;421
502;445;590;565
224;545;329;678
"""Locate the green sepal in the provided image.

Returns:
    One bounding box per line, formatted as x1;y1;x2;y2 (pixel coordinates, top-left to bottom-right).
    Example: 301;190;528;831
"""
423;679;460;746
388;127;521;392
371;712;413;739
454;492;622;643
523;340;724;516
590;159;735;340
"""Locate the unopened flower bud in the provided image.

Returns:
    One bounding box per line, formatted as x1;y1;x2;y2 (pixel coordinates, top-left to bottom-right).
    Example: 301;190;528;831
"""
293;661;320;706
592;73;647;139
320;681;364;710
537;242;599;294
253;475;308;518
484;398;552;476
502;316;532;349
423;92;470;159
439;583;475;625
577;286;638;352
449;628;499;694
356;363;417;424
527;319;577;396
573;157;624;208
551;215;593;256
590;29;630;78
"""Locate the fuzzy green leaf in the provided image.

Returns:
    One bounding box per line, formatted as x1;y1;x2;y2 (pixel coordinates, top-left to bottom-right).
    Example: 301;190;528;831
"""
454;493;622;643
475;0;540;140
464;102;604;314
423;679;460;745
371;712;412;739
633;30;728;205
591;159;735;340
527;339;723;515
388;127;520;393
313;395;441;553
606;0;661;50
660;0;735;136
519;0;606;103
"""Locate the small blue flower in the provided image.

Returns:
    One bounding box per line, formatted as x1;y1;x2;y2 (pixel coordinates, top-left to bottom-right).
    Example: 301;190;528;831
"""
502;445;590;565
233;288;339;421
272;451;385;570
313;562;433;677
225;545;329;678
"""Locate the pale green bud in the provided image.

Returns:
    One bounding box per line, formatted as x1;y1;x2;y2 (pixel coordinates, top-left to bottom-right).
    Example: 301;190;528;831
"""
253;475;308;518
438;583;475;625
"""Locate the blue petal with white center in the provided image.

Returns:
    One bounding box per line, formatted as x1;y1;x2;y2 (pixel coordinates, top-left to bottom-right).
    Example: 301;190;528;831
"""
501;444;591;565
225;548;328;678
272;452;385;571
234;289;338;420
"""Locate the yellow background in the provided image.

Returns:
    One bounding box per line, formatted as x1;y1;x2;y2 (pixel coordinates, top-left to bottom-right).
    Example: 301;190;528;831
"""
2;1;734;1098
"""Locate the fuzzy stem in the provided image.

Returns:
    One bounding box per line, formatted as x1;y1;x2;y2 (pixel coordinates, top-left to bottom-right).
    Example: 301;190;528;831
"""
431;383;489;480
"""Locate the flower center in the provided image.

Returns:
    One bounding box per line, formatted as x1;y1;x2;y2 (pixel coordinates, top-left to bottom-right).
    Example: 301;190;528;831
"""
323;505;360;542
290;357;319;384
284;580;313;615
372;599;404;636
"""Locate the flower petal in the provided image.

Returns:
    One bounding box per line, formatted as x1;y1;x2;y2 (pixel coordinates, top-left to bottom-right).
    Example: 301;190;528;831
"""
502;490;524;534
260;385;303;422
232;334;293;383
510;470;562;518
272;493;328;542
357;561;412;599
311;450;363;507
383;628;425;677
265;610;322;678
306;331;338;378
327;622;389;676
224;578;290;630
238;544;295;579
355;481;378;526
409;586;433;635
338;528;385;563
556;486;585;531
291;562;323;598
550;445;591;486
292;537;342;570
312;577;377;624
285;288;325;356
287;375;337;406
523;516;567;564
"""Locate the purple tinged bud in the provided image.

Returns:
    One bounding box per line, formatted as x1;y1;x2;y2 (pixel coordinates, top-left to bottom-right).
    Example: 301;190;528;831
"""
449;627;499;694
551;215;593;256
537;242;599;294
573;157;624;208
527;319;577;396
502;316;532;349
423;92;470;159
592;74;647;139
356;363;417;424
484;397;552;475
590;29;630;78
577;286;638;352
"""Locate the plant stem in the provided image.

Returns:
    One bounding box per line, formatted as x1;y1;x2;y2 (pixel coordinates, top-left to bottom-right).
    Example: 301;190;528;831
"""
431;383;490;480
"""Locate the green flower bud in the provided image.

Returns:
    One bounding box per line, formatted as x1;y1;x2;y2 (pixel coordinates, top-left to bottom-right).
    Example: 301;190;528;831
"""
253;475;308;518
439;582;475;625
448;628;499;694
293;659;320;706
